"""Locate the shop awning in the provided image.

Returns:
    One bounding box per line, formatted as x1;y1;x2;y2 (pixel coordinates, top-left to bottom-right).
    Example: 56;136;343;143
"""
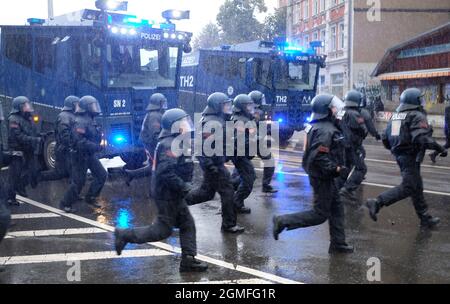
378;68;450;81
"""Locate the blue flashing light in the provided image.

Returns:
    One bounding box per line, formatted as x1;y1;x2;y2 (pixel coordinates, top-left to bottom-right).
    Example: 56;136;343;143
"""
27;18;45;25
113;135;127;144
306;115;313;123
159;23;176;30
116;208;134;229
278;118;284;123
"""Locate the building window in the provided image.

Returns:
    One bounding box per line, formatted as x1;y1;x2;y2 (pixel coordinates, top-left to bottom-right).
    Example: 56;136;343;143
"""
331;73;344;98
330;25;337;51
313;32;318;41
303;0;309;19
320;29;326;52
314;0;319;16
293;2;300;24
339;23;345;50
321;0;326;11
304;35;309;48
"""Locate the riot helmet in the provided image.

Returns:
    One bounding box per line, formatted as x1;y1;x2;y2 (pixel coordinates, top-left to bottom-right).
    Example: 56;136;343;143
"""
63;96;80;112
78;96;102;116
161;108;193;135
233;94;255;116
147;93;168;111
344;90;362;108
248;91;267;108
310;94;344;121
204;92;233;115
397;88;424;112
11;96;34;115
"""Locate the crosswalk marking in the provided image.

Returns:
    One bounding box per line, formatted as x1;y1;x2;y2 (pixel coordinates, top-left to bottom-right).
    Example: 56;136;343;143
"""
11;213;61;220
5;228;107;239
0;249;171;265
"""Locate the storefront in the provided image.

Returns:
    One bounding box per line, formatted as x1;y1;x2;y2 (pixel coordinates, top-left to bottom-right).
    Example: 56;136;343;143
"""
372;22;450;116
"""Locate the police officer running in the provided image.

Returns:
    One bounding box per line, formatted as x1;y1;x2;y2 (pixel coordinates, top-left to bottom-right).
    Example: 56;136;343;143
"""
0;102;12;273
272;94;354;254
7;96;43;203
39;96;80;182
59;96;107;213
115;109;208;272
124;93;167;186
248;90;278;194
366;88;447;228
185;92;245;234
339;90;380;204
231;94;258;214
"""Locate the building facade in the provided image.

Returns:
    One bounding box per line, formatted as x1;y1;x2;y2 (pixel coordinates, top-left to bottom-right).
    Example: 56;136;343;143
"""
281;0;450;99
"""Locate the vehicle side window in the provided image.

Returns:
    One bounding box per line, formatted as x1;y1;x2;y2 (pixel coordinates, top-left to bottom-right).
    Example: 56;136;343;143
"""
5;34;32;68
35;37;55;74
226;57;240;78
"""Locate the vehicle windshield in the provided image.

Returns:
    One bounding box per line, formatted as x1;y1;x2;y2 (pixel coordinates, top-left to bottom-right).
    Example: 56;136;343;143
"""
107;41;179;88
274;60;318;91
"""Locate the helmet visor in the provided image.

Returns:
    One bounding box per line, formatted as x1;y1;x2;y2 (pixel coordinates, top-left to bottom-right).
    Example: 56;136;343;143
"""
176;116;194;134
222;101;233;115
161;100;168;110
22;102;34;113
88;101;102;114
330;96;345;117
246;103;256;115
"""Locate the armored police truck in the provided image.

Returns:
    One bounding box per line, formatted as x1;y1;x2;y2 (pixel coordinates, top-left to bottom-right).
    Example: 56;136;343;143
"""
0;5;192;169
179;40;326;144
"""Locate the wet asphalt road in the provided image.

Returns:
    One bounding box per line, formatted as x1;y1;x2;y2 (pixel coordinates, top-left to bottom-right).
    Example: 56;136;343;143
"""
1;138;450;284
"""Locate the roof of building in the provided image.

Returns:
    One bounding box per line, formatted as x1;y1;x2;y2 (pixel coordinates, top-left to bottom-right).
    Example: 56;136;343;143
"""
372;22;450;77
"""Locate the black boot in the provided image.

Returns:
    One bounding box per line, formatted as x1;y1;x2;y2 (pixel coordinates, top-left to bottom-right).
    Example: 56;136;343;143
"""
329;242;354;254
429;152;438;164
262;185;278;194
420;215;440;228
272;216;285;241
114;228;133;256
180;255;208;273
221;225;245;234
366;198;381;222
59;203;77;214
124;165;151;186
8;199;20;207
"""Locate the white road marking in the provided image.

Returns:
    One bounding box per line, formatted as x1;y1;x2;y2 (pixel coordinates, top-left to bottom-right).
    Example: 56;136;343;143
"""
5;228;107;239
177;279;273;284
11;213;61;220
16;196;302;284
0;249;171;265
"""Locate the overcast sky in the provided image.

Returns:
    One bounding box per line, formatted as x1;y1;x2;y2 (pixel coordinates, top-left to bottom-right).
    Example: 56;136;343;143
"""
0;0;278;36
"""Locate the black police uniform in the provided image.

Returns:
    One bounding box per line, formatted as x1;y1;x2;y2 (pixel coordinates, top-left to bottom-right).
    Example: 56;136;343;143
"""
40;106;77;181
60;98;107;211
273;94;353;253
367;89;446;227
115;109;207;272
7;100;41;201
185;93;243;233
124;94;166;185
231;95;257;214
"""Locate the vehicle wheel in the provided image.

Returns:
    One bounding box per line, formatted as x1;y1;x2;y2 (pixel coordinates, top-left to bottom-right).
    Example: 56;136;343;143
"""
120;151;147;170
43;135;57;170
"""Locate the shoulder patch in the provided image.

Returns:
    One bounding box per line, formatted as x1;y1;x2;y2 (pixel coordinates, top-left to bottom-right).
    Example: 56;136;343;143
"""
419;121;429;129
357;117;365;124
318;145;330;153
9;122;19;129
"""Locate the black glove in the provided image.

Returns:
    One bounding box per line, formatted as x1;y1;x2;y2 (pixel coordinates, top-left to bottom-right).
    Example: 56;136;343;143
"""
338;166;350;179
441;150;448;158
375;133;381;141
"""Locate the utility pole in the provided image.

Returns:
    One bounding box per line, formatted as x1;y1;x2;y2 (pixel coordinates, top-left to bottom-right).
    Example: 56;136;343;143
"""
48;0;54;20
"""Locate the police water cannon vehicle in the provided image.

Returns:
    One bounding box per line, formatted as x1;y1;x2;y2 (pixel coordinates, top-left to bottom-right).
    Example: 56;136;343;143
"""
179;39;326;145
0;2;192;169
